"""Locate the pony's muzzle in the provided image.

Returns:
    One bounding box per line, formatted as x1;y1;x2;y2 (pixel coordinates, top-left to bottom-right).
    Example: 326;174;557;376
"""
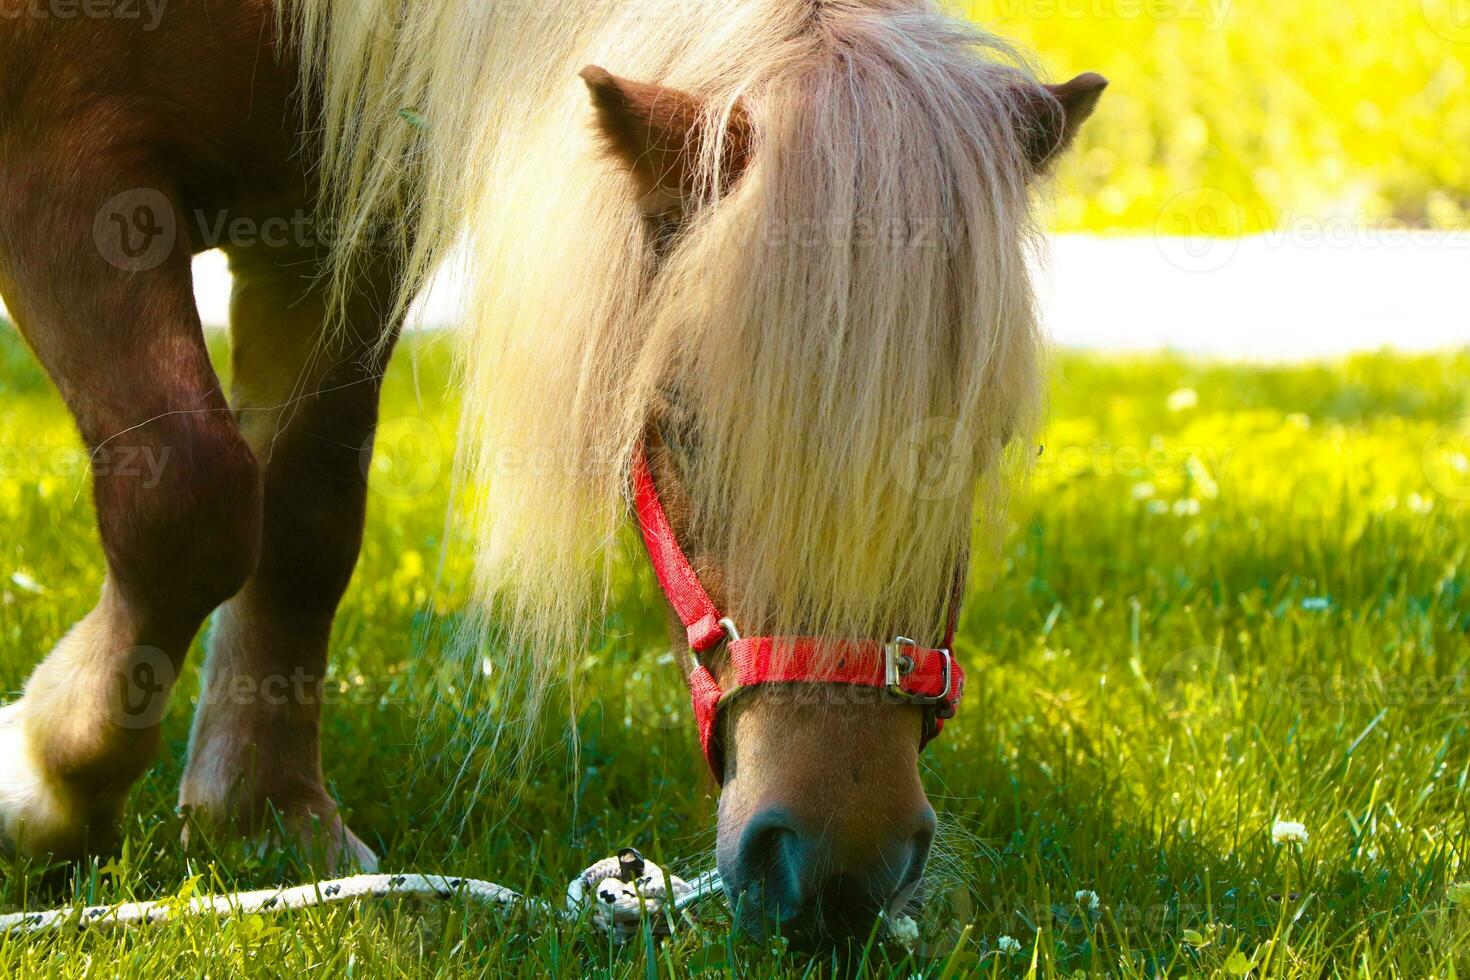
723;804;936;945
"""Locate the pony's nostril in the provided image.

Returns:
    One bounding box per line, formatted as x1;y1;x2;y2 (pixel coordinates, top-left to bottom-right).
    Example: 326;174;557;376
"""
734;808;804;908
728;805;938;941
901;806;937;891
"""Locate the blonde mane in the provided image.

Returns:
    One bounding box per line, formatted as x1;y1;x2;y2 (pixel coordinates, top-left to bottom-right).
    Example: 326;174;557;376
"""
282;0;1046;717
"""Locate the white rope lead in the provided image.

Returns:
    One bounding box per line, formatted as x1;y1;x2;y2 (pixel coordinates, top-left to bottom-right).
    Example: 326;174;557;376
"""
0;865;725;939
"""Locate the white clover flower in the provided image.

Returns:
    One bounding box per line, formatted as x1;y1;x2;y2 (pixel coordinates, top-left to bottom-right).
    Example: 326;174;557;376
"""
997;935;1022;955
1272;820;1309;845
1173;498;1202;516
883;914;919;949
1132;481;1157;500
1074;889;1100;910
1167;388;1199;412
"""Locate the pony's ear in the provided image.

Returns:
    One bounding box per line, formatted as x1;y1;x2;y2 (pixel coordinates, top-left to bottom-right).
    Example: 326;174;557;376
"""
579;65;752;214
1011;72;1107;173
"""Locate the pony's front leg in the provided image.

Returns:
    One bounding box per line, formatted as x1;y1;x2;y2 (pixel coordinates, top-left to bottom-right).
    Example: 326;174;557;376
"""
0;176;261;859
177;246;401;872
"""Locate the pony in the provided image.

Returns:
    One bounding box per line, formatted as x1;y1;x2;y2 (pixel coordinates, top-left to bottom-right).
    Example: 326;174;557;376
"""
0;0;1103;945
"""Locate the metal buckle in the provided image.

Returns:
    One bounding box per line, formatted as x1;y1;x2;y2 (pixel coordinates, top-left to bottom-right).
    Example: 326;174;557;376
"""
885;637;953;704
718;618;741;643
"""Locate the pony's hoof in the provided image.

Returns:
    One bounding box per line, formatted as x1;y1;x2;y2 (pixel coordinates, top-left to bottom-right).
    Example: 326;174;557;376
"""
179;798;379;875
333;819;380;874
281;812;379;874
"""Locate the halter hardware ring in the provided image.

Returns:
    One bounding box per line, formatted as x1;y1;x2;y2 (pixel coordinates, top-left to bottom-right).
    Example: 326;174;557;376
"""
631;445;965;780
885;637;954;704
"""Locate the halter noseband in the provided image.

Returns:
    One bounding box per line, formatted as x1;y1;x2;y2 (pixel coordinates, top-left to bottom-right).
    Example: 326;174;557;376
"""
631;446;966;782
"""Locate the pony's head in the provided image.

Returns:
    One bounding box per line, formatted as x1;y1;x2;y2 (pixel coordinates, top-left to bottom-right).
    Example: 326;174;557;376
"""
563;40;1103;944
287;0;1099;947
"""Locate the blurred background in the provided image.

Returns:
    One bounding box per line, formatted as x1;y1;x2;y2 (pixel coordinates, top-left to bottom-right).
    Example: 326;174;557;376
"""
971;0;1469;232
187;0;1470;359
963;0;1470;357
7;1;1466;358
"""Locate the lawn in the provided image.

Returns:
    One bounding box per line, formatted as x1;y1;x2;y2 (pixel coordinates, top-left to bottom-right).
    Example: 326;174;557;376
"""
961;0;1470;233
0;321;1468;976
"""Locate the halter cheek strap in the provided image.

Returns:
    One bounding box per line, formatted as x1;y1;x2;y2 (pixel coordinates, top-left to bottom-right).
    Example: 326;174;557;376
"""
631;447;966;782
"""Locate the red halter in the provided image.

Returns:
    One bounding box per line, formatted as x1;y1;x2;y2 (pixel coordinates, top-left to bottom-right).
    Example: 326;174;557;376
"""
631;446;966;781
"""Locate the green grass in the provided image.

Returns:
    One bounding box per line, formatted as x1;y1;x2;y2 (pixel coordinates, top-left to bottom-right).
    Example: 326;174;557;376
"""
958;0;1470;232
1;321;1468;975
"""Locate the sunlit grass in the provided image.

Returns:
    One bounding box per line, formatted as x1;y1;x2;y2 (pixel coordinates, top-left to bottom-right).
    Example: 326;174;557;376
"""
958;0;1470;232
0;323;1467;975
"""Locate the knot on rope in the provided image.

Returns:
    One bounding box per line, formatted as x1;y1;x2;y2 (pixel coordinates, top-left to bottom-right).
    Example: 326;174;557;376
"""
564;846;697;943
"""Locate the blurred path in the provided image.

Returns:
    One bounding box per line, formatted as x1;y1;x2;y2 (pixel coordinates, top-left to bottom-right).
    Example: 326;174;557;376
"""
1039;233;1468;359
2;235;1465;359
